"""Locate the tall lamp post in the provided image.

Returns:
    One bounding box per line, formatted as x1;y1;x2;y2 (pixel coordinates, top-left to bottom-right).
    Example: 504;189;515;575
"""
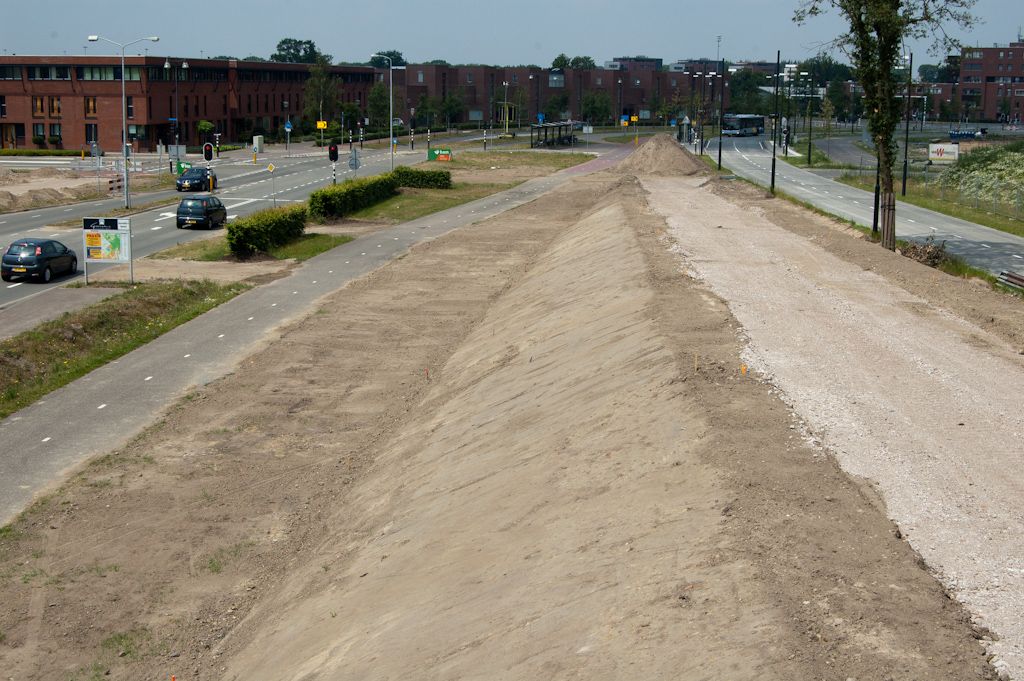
164;58;188;165
371;53;394;171
88;35;159;209
901;52;913;196
502;80;510;135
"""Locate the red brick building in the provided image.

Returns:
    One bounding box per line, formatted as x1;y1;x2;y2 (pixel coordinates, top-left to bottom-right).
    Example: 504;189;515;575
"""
0;56;374;151
959;42;1024;122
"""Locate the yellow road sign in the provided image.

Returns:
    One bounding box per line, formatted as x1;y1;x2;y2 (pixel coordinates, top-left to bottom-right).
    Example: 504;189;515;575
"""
621;120;628;127
268;163;275;172
630;116;638;122
317;120;328;129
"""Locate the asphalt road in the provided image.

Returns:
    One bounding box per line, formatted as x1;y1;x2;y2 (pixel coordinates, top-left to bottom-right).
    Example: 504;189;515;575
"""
716;134;1024;276
0;145;633;525
1;145;421;308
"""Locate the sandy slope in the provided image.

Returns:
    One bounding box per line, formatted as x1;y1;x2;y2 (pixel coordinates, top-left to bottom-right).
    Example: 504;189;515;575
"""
0;140;1006;680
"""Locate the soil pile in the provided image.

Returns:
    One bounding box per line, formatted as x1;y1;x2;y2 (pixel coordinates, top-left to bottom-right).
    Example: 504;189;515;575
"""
614;133;707;176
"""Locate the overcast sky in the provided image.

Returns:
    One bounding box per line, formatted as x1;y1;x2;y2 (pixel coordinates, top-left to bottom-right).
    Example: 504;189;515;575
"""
2;0;1019;68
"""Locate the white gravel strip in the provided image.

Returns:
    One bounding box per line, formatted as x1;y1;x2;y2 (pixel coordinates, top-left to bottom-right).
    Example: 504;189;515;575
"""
645;176;1024;678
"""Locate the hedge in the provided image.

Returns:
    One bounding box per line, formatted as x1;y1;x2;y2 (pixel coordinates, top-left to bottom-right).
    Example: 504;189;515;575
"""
393;166;452;190
0;149;89;157
308;173;400;219
225;204;307;257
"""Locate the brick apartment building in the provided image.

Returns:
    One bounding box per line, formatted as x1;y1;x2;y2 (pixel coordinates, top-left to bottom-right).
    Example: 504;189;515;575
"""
0;54;730;152
387;64;729;127
0;56;374;152
959;41;1024;122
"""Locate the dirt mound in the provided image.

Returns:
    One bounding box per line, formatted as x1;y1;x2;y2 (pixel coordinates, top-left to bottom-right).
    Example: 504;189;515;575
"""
0;165;16;185
614;133;707;176
29;167;78;179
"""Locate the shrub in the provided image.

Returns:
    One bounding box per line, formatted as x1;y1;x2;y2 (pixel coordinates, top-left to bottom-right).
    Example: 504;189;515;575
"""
393;166;452;189
32;135;46;147
308;174;399;219
225;204;307;257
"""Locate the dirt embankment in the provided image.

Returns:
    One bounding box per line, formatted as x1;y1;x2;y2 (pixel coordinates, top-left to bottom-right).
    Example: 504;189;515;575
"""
0;138;1003;680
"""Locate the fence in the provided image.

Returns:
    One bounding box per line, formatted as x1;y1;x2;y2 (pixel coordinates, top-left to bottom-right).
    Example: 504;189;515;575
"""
922;169;1023;221
853;162;1023;222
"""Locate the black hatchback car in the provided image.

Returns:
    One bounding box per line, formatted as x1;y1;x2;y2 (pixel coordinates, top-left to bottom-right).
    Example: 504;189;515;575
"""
2;238;77;283
176;167;218;192
176;195;227;229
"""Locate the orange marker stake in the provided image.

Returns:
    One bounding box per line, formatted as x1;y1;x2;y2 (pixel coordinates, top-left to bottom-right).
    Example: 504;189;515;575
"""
741;365;746;375
694;354;698;372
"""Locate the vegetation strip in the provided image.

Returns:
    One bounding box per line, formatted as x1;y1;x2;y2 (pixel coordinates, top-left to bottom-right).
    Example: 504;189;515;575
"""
0;281;249;419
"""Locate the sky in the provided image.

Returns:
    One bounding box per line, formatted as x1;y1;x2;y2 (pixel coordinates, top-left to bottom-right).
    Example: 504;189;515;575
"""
2;0;1020;68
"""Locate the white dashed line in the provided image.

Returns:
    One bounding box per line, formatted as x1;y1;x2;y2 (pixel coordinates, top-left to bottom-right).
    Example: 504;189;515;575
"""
183;354;191;358
98;404;106;409
42;437;51;443
145;376;153;381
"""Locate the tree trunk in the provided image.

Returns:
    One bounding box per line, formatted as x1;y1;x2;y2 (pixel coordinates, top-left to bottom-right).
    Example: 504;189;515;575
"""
878;142;897;250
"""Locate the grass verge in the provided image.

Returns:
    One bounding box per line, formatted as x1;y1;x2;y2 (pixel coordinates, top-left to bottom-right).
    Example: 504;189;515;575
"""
602;133;659;144
835;173;1024;239
48;195;181;227
441;150;591;171
151;233;353;263
0;280;249;419
348;182;520;222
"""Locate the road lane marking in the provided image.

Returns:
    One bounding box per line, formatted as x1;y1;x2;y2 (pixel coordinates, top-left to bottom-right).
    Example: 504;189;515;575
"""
982;244;991;248
145;376;153;381
98;404;106;409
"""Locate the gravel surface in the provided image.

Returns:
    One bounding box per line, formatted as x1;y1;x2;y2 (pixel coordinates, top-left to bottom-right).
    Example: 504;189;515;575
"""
646;173;1024;678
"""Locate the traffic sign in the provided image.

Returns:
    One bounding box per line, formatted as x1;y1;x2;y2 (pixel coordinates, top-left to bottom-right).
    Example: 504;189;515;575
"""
285;121;292;132
537;113;545;122
631;116;638;122
317;120;328;129
670;119;676;126
268;163;275;172
349;155;361;170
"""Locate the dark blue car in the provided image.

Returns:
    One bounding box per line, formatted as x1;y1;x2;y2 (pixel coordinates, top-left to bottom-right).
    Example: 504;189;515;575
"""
1;238;77;283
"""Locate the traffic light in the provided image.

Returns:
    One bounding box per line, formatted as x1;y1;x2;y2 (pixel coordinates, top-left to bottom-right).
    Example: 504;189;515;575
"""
203;143;213;161
328;143;339;162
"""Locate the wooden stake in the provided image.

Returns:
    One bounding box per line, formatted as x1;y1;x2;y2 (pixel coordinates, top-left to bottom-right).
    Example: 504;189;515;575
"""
694;354;698;372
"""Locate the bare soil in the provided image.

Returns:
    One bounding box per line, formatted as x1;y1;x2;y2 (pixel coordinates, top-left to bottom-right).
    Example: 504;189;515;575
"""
0;165;165;211
0;138;1015;680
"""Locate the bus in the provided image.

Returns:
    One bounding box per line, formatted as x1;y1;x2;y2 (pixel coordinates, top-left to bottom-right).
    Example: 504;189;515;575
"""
723;114;766;136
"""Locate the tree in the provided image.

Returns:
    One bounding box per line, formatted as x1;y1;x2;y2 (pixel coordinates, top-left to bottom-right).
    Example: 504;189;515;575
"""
303;52;340;128
729;68;772;114
543;92;570;120
210;55;236;60
795;0;977;250
917;63;940;82
242;55;267;62
196;120;214;142
368;81;390;134
551;54;570;69
271;39;326;64
937;54;961;83
581;90;612;122
370;51;406;68
569;56;597;70
426;59;450;66
416;93;443;127
798;53;853;86
443;91;466;125
826;78;849;119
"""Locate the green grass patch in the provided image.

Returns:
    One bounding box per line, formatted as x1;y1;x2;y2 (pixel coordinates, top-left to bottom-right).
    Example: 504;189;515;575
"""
440;151;591;171
268;233;353;262
779;141;856;169
0;281;249;419
602;133;659;144
835;173;1024;239
348;182;519;222
149;235;231;262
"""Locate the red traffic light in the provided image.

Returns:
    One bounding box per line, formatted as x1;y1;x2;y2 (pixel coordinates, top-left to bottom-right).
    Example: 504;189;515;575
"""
328;143;339;162
203;143;213;161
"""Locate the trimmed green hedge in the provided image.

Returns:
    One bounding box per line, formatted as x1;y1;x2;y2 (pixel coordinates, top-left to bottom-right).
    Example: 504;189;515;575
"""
308;174;400;219
393;166;452;189
0;149;89;157
225;204;307;257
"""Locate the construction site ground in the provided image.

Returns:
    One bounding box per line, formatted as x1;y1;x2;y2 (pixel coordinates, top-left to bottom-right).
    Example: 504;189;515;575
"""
3;136;1024;680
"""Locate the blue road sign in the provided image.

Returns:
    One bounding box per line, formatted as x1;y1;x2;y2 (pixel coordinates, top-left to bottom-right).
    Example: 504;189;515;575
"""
285;121;293;132
537;113;545;122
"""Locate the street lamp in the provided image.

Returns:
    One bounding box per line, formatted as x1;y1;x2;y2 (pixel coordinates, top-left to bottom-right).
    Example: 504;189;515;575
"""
88;35;159;210
371;53;394;171
163;58;188;163
502;80;510;135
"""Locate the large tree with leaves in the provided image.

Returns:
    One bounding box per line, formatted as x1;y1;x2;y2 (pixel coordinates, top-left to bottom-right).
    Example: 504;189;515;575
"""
303;52;339;127
795;0;976;250
370;51;406;68
271;38;327;64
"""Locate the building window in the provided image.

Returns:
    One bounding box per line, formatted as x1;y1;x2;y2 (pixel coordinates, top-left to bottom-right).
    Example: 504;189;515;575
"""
0;96;5;118
183;96;189;117
223;95;227;115
596;76;602;85
248;94;252;114
513;74;518;84
671;78;676;86
264;94;269;113
84;96;97;117
85;123;97;142
548;73;564;87
194;98;199;116
467;73;473;83
0;66;21;80
999;88;1003;96
49;123;61;139
417;70;423;83
126;96;134;119
33;123;45;138
204;95;208;116
999;64;1004;71
32;97;44;116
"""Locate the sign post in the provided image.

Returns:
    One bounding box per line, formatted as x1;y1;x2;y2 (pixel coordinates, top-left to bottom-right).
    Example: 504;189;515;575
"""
268;163;276;207
349;148;361;179
83;217;132;284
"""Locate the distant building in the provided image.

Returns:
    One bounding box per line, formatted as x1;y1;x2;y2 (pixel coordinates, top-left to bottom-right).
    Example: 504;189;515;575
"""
609;56;663;72
959;41;1024;122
